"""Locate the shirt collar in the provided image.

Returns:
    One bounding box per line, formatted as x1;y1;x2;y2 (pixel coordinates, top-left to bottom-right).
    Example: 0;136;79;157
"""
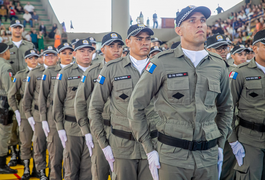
248;58;258;68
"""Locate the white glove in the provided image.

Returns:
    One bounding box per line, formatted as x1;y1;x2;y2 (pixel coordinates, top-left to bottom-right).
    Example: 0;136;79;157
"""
15;110;21;126
102;145;115;172
147;150;160;180
27;117;35;131
58;130;67;148
85;133;94;157
42;121;50;137
229;141;245;166
217;147;223;180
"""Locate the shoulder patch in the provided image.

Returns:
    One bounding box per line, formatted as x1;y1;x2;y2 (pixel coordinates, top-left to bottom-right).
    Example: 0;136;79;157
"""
97;74;105;85
106;57;123;66
56;74;62;80
42;74;46;81
238;61;249;68
229;72;238;80
26;76;30;82
146;62;157;74
157;49;174;58
81;75;86;83
13;78;16;83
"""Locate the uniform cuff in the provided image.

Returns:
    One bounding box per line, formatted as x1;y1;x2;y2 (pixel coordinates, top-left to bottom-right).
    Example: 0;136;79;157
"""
217;136;226;149
142;139;154;154
56;122;64;131
25;112;33;119
228;131;237;143
81;125;90;135
40;114;47;122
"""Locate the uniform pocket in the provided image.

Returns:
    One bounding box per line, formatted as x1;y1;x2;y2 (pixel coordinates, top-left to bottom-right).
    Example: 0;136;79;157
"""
204;78;221;106
167;77;190;105
245;80;263;100
234;163;249;180
113;80;132;103
202;123;222;141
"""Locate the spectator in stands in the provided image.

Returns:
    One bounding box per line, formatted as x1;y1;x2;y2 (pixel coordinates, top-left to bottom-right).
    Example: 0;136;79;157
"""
1;30;8;43
32;11;39;27
3;0;9;8
23;10;33;28
15;2;23;14
6;1;12;10
9;6;18;20
216;4;224;14
24;31;31;42
39;21;47;37
238;11;247;21
153;12;158;29
255;19;262;32
229;12;235;20
0;0;3;6
37;31;44;51
0;5;7;21
61;29;67;43
245;4;251;15
54;29;61;48
24;2;34;15
30;29;38;48
48;23;57;39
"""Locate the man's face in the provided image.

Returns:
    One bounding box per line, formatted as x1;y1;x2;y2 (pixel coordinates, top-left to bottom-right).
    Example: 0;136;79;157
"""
153;41;160;47
44;53;58;66
247;51;255;60
126;31;151;58
232;51;247;65
149;51;160;58
59;49;73;65
74;47;93;67
101;41;123;62
10;26;23;38
38;56;44;64
253;42;265;63
176;12;207;47
214;45;229;60
25;56;38;68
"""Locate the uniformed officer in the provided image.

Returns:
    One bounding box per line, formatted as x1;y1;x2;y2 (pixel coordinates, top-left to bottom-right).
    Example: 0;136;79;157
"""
8;49;38;179
228;29;265;180
87;37;101;61
122;47;129;57
38;43;73;180
89;24;158;180
53;39;94;180
246;47;255;62
7;20;34;166
0;43;17;174
23;46;58;180
127;6;233;180
230;45;248;66
151;37;162;47
206;33;236;180
149;46;163;58
38;53;44;66
71;38;79;49
74;32;124;180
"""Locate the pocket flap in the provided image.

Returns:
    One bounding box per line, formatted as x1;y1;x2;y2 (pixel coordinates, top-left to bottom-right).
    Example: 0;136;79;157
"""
208;79;221;93
167;78;189;90
202;123;222;141
115;81;132;91
245;80;262;89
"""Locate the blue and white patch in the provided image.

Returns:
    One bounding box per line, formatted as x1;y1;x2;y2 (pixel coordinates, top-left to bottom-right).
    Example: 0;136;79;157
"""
26;76;30;82
146;62;157;74
81;75;86;83
57;74;62;80
42;74;46;81
97;75;105;85
13;78;16;83
229;72;238;80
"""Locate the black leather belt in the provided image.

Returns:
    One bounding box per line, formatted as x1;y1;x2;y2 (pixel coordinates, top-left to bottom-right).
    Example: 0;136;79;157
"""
112;129;158;141
239;117;265;132
65;115;76;122
34;105;39;110
158;132;217;151
104;119;111;126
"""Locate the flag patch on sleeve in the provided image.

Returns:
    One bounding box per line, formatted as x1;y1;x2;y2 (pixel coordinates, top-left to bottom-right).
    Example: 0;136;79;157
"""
13;78;16;83
97;75;105;85
57;74;62;80
81;75;86;83
42;74;46;81
229;72;238;80
26;76;30;82
9;72;13;77
146;62;157;74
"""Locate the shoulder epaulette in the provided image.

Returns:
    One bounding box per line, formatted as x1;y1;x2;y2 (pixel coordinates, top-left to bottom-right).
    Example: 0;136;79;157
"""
31;65;41;71
64;63;74;70
157;49;174;58
47;66;56;70
238;61;249;68
16;69;26;74
208;51;223;60
106;57;123;66
88;62;101;72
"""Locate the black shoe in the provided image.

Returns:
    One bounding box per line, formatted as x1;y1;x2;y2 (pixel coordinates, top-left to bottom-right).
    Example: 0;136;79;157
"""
21;159;30;180
0;165;18;174
38;169;48;180
8;146;17;167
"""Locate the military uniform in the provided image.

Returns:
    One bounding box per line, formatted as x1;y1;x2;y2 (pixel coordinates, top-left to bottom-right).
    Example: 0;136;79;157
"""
127;45;233;179
53;62;92;180
74;62;111;180
89;54;159;180
23;64;47;172
229;58;265;179
0;44;17;174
